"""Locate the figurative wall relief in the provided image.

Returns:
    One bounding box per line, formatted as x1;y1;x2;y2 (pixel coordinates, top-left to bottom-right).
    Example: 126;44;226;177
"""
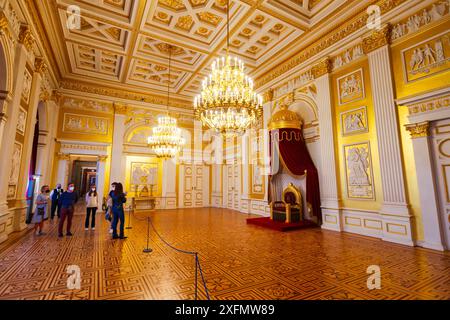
337;69;365;105
22;69;32;103
340;106;368;136
402;32;449;83
63;113;108;135
130;162;158;194
344;142;374;200
16;107;27;135
8;142;23;199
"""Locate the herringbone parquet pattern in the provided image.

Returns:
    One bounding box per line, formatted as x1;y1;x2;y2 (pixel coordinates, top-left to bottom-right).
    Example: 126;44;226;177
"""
0;208;449;300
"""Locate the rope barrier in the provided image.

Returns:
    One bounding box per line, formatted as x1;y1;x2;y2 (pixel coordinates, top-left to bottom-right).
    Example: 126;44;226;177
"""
128;204;210;300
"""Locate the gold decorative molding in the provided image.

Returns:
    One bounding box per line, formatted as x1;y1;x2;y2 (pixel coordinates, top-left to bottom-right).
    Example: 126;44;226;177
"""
18;25;34;51
362;24;391;54
263;89;274;103
57;152;71;160
98;155;108;162
255;0;409;88
0;112;7;122
59;80;192;109
114;102;128;115
405;121;430;138
50;91;63;104
312;58;332;78
39;90;50;102
0;12;11;38
34;57;47;74
407;95;450;115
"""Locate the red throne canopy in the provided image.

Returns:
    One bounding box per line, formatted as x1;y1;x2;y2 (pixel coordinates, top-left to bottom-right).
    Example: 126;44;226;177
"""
268;106;321;223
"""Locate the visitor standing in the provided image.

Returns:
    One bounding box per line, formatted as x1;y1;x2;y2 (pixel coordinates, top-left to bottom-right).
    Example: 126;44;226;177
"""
58;183;77;238
85;184;98;231
109;182;127;240
31;185;50;235
50;183;63;221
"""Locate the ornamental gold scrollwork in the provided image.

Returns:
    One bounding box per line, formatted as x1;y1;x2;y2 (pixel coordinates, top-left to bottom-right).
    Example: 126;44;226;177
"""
362;24;391;54
57;152;71;161
18;25;34;51
114;102;128;115
405;121;430;138
311;58;332;78
34;57;47;74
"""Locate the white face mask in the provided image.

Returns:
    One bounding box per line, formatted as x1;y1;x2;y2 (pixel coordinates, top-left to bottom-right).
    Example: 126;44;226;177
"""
111;187;115;191
69;187;75;192
91;188;96;192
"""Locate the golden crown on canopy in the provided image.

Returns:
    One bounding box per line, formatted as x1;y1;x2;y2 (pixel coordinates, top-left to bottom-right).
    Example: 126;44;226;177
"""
268;104;302;130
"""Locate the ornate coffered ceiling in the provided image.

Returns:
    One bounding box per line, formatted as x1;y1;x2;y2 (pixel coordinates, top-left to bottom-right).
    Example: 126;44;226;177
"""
33;0;357;104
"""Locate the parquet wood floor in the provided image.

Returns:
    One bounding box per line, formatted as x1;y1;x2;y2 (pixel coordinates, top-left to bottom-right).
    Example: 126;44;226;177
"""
0;208;449;300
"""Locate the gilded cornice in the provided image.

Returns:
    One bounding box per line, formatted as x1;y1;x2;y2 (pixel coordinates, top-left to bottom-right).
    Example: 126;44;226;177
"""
59;80;192;109
114;102;128;115
407;95;450;115
34;57;47;74
405;122;430;138
255;0;408;88
312;58;332;78
362;24;391;54
18;25;34;51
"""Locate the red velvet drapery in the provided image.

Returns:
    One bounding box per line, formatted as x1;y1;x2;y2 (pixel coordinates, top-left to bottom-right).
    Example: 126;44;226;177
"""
269;128;321;221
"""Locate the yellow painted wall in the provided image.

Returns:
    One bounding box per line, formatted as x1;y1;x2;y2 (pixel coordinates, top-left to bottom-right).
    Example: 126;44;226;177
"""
331;58;383;211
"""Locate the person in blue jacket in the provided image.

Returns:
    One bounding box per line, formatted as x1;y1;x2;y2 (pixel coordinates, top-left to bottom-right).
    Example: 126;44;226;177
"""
109;182;127;240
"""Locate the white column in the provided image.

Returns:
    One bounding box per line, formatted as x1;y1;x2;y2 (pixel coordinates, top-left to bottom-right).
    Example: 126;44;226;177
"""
96;156;107;211
16;61;43;201
56;153;70;188
0;40;29;221
162;158;177;209
406;122;445;251
109;106;126;184
0;92;11;152
240;133;250;213
367;44;413;246
314;61;342;231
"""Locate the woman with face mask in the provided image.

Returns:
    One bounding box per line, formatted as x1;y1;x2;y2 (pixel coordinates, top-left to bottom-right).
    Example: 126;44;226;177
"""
31;185;50;235
58;183;77;238
85;184;98;231
109;182;127;240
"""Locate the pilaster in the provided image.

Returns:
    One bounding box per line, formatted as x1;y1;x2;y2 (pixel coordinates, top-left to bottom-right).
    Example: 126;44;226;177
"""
365;26;414;246
313;58;342;231
109;103;127;185
97;155;108;211
405;122;445;251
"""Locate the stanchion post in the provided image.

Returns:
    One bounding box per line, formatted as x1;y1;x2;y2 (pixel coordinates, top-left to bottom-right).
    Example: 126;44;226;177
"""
195;253;198;301
126;205;132;230
143;216;152;253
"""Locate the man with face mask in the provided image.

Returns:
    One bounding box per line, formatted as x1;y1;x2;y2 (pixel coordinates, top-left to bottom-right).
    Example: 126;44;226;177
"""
58;183;77;238
49;183;63;221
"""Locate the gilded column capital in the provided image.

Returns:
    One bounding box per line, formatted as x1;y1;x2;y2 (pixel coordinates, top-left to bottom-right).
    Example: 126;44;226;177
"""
114;102;128;115
263;89;274;103
405;121;430;139
98;155;108;162
57;152;71;160
50;91;63;104
312;58;332;78
39;90;50;102
0;12;11;38
34;57;47;74
362;24;391;54
18;25;34;51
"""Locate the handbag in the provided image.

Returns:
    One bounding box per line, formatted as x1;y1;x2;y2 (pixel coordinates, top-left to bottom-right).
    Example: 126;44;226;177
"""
37;207;45;216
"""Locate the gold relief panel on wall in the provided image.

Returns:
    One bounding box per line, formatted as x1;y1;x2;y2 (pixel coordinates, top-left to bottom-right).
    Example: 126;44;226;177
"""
130;162;158;195
22;69;32;104
337;68;365;105
344;142;375;200
402;31;450;83
16;107;27;135
340;106;368;136
7;142;23;199
62;113;108;135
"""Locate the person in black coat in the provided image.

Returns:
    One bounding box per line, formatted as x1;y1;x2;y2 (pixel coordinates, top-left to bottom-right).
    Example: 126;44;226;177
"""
50;183;63;220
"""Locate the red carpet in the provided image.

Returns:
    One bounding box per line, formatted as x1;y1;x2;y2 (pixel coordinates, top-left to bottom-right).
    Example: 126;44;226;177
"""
246;217;317;232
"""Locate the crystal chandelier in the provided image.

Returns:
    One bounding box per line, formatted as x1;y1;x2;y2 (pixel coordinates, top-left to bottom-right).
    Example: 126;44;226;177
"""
148;45;185;159
194;0;263;136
